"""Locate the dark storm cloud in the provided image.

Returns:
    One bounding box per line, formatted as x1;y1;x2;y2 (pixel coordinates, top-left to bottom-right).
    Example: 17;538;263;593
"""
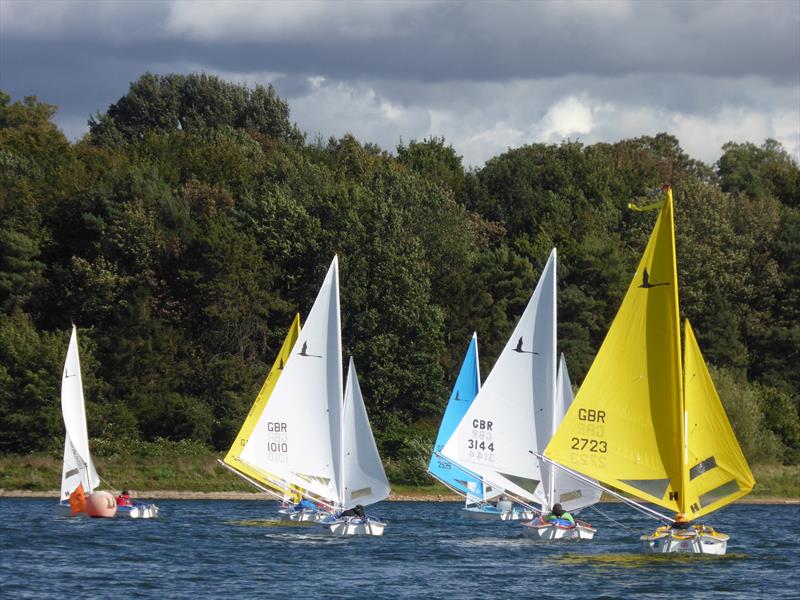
1;0;797;164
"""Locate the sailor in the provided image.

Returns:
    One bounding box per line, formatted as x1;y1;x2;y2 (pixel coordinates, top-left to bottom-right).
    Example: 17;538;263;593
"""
545;503;575;525
116;489;134;507
293;498;317;512
670;513;692;530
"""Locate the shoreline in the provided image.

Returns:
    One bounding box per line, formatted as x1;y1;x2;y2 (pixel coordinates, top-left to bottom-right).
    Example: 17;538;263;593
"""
1;489;798;504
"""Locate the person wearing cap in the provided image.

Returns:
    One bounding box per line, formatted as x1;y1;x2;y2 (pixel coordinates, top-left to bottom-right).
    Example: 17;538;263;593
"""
545;503;575;525
670;513;692;530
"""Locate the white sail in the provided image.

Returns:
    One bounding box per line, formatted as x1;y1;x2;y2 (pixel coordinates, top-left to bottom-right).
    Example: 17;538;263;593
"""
60;326;99;499
534;354;602;512
340;358;391;509
441;249;557;502
239;257;344;503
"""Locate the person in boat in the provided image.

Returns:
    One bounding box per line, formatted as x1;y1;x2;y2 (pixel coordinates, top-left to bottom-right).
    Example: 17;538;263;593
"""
670;513;692;530
293;498;317;512
116;489;134;507
544;503;575;525
340;504;366;519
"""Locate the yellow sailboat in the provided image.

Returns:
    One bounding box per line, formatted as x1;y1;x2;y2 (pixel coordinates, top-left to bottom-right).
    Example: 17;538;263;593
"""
543;185;755;554
219;315;310;515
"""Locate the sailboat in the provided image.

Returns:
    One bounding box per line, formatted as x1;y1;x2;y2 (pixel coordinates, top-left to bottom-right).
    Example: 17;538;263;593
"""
543;185;755;554
218;314;324;521
441;249;599;526
59;325;158;519
237;256;390;536
428;334;505;513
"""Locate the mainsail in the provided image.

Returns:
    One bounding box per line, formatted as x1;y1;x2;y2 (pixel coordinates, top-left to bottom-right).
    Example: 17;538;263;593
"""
60;326;99;500
545;187;754;518
441;249;558;502
428;333;492;500
223;314;301;498
239;257;344;503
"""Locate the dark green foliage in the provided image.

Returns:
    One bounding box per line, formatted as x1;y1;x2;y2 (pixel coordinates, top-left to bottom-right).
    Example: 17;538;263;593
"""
0;80;797;472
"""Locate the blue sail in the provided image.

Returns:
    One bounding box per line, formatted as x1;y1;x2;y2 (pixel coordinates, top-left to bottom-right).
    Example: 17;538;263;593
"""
428;333;485;498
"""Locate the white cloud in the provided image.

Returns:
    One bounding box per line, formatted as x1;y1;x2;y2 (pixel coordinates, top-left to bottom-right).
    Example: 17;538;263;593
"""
540;96;595;141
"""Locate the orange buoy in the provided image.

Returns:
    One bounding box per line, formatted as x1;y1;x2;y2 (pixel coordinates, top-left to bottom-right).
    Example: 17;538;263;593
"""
85;491;118;518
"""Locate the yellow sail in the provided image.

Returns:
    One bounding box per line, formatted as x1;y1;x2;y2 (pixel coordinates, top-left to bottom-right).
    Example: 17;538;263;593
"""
224;314;301;498
545;188;686;513
683;320;755;518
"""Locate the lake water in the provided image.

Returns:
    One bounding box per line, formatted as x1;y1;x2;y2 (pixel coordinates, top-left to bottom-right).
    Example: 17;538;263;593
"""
1;499;798;599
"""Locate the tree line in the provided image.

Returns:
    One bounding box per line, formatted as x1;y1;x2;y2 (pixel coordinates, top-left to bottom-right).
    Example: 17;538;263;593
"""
1;73;797;474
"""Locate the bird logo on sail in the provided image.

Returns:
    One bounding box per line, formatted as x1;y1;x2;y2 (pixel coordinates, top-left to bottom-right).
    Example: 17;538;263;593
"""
298;341;323;358
639;268;669;289
513;337;539;355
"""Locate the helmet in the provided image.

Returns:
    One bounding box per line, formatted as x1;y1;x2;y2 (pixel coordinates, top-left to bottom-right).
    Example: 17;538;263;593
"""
674;513;689;523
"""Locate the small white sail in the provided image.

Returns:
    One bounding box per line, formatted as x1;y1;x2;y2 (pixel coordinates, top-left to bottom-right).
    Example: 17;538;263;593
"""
441;249;557;502
340;358;390;509
60;326;99;500
534;354;602;512
239;257;343;503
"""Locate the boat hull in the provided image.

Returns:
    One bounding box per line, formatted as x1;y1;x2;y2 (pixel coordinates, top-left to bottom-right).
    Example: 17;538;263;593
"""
462;506;535;521
641;525;728;555
58;500;159;519
521;517;596;540
320;516;386;536
277;507;331;522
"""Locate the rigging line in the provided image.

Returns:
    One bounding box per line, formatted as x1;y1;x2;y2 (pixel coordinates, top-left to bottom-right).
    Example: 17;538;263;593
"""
585;504;638;535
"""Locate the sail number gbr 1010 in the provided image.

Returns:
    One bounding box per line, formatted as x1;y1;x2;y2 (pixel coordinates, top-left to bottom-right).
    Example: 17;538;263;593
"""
265;421;288;463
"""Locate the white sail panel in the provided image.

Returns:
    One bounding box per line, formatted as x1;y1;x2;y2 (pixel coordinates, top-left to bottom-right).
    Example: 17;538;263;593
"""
341;359;390;509
441;249;557;502
540;354;602;512
60;326;98;499
239;257;343;502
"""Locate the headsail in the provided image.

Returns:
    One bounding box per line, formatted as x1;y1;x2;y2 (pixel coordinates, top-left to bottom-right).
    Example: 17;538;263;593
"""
428;333;488;499
533;354;602;512
239;257;344;503
441;249;557;502
60;326;99;500
682;320;755;518
545;187;752;517
223;314;301;498
340;358;391;509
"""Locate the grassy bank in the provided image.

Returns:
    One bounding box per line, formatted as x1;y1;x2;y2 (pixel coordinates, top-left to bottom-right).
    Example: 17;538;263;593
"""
1;446;797;499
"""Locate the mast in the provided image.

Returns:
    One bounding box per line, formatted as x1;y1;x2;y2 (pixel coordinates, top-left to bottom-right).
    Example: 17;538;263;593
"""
663;186;687;514
334;256;345;511
546;248;558;509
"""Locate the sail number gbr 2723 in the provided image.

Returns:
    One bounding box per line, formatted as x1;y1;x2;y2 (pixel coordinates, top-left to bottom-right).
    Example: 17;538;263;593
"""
572;408;607;453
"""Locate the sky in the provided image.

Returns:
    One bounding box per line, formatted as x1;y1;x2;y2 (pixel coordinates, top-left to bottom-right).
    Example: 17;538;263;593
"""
1;0;798;167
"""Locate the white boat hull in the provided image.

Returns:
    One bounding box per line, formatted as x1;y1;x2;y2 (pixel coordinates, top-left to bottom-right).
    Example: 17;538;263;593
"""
641;525;728;555
278;507;331;522
462;506;535;521
321;516;386;536
521;517;596;540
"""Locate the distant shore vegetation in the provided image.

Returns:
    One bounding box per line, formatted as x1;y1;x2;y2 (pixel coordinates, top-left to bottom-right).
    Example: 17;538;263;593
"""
1;73;797;489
